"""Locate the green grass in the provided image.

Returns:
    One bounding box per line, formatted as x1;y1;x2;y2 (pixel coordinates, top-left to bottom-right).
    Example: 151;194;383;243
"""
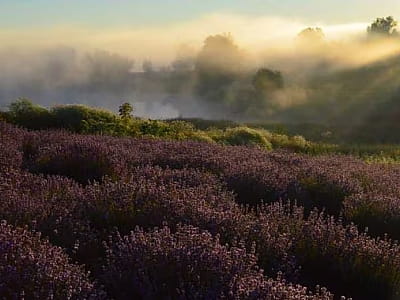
4;99;400;163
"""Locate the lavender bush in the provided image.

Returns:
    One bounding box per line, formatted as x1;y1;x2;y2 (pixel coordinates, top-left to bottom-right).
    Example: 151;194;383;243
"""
2;122;400;299
102;225;333;300
0;221;105;299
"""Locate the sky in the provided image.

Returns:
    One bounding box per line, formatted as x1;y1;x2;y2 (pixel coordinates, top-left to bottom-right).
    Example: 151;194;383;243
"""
0;0;399;28
0;0;399;63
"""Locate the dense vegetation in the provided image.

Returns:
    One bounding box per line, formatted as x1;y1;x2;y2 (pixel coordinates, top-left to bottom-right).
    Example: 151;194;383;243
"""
5;99;400;163
0;99;312;150
3;116;400;299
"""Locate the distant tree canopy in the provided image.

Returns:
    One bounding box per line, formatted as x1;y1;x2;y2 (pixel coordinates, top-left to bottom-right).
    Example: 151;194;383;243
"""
192;33;290;118
196;34;244;73
252;69;284;94
195;34;246;102
85;51;134;92
367;16;399;37
297;27;325;47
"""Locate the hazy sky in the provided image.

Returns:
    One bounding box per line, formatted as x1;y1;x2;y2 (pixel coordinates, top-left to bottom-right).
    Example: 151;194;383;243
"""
0;0;399;28
0;0;398;64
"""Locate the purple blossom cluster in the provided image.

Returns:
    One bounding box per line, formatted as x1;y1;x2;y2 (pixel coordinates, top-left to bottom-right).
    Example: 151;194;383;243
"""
102;225;333;300
2;123;400;299
0;123;25;171
0;221;104;299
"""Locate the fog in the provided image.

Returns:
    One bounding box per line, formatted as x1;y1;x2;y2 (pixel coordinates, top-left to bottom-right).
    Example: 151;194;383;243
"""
0;14;400;123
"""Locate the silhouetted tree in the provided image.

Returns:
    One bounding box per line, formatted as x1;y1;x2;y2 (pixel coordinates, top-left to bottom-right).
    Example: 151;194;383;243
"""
297;27;325;47
252;69;284;94
247;69;285;117
196;34;244;76
368;16;399;37
119;102;134;119
85;51;134;92
195;34;245;102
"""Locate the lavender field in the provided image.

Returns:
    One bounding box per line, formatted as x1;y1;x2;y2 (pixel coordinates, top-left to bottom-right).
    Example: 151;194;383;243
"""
2;121;400;299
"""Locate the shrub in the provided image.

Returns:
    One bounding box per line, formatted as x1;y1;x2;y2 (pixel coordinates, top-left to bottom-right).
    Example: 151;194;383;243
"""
83;167;243;238
3;123;400;299
0;123;24;171
269;133;310;150
138;120;199;140
215;126;273;149
0;111;10;122
293;209;400;300
27;140;124;184
187;130;216;143
8;98;55;130
102;225;332;300
0;221;105;299
51;104;117;133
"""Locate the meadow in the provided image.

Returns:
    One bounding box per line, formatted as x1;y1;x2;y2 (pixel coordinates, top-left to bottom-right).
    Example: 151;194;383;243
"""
3;102;400;299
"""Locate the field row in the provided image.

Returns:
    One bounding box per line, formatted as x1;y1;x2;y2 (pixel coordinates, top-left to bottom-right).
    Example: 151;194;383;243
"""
2;122;400;299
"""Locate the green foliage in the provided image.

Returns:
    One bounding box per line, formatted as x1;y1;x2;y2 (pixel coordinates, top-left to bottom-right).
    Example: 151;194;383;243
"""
166;118;238;131
118;102;134;119
12;99;400;163
268;133;310;151
139;120;175;137
187;131;216;143
211;126;273;150
0;111;9;122
5;99;324;153
8;98;55;130
139;120;200;141
51;105;118;133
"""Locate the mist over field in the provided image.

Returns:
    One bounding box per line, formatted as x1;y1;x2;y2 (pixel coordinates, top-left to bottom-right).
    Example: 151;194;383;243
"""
1;14;400;136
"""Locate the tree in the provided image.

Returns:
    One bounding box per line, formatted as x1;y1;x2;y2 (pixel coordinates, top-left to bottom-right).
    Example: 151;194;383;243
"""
195;34;245;102
297;27;325;47
119;102;134;119
246;69;285;118
252;68;284;94
85;51;134;93
367;16;399;37
196;34;244;76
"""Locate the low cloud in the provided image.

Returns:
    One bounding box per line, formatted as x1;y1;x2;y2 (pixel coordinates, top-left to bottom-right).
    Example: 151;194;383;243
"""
0;14;371;64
